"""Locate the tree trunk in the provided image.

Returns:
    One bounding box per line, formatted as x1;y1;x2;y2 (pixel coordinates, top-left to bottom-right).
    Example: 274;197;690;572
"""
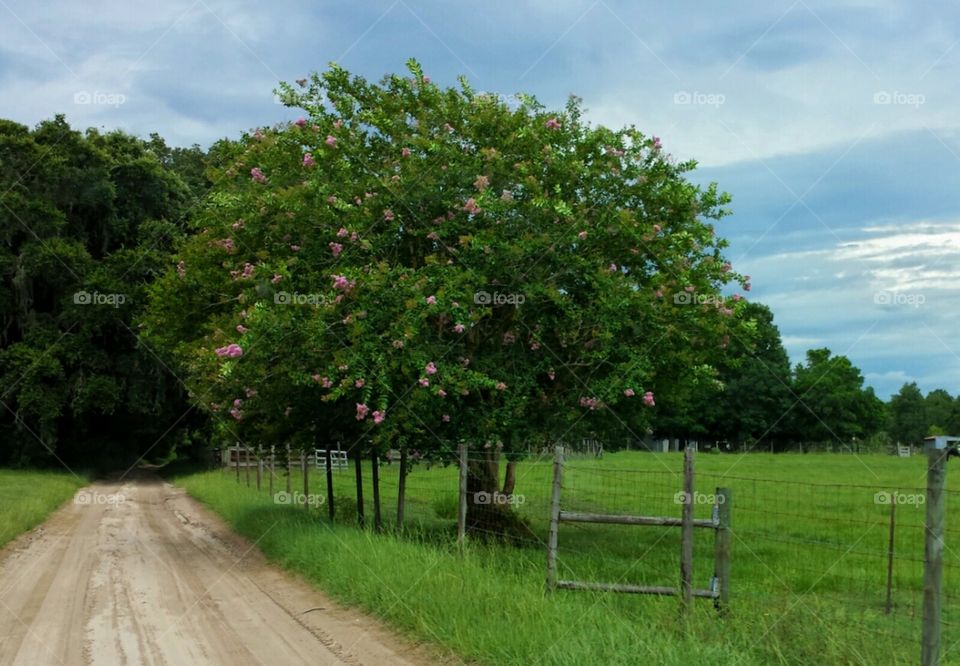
465;447;520;538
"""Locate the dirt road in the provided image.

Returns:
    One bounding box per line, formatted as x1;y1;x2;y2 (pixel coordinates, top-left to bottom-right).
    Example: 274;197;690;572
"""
0;473;434;665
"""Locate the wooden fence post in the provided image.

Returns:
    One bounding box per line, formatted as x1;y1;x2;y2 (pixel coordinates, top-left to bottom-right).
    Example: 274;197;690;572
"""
256;447;262;491
354;448;365;528
269;447;274;497
885;492;897;614
371;449;382;533
546;445;564;592
922;449;948;666
285;444;292;494
457;443;468;546
234;443;240;482
245;446;251;487
325;447;335;521
680;447;695;617
714;487;732;613
396;449;408;530
302;451;309;510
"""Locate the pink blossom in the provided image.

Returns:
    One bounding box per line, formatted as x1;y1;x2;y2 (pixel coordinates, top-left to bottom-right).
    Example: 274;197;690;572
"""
530;341;540;351
372;410;385;424
463;198;481;215
356;403;370;420
242;263;255;278
473;175;489;191
233;398;243;408
426;295;437;305
355;378;365;388
384;209;395;221
392;339;405;349
579;396;600;410
651;136;662;151
217;238;235;252
744;282;752;292
624;388;636;397
333;119;343;129
722;261;732;272
608;263;618;272
229;407;243;421
325;135;337;147
653;224;662;233
655;290;664;298
545;117;561;130
232;219;244;230
271;274;282;284
322;377;333;388
250;167;267;183
401;147;411;158
254;129;264;141
295;117;307;127
684;285;695;293
502;331;516;345
453;323;465;333
437;389;447;398
547;371;555;381
245;387;257;398
215;343;243;358
329;242;343;257
495;382;507;391
337;227;349;238
419;377;430;387
311;373;322;383
176;261;186;278
427;232;439;241
290;244;300;252
350;232;359;242
643;391;655;407
332;275;355;291
302;153;315;167
327;195;338;204
732;293;743;302
425;362;438;375
442;414;451;422
578;231;588;240
236;324;248;334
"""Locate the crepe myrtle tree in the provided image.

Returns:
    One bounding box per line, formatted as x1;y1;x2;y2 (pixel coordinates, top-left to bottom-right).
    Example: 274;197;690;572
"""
143;59;748;533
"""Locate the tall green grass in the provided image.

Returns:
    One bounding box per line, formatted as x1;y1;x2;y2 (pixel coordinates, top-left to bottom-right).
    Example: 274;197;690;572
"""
0;469;87;549
175;452;953;665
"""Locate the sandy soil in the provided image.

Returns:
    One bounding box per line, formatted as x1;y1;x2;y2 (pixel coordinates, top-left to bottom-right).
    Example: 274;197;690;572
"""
0;472;440;665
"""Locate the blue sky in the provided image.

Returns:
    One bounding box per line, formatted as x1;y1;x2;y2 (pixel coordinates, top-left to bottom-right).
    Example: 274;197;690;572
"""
3;0;959;398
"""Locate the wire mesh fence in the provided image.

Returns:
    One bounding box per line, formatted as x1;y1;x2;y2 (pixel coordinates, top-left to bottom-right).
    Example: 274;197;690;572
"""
221;444;959;660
